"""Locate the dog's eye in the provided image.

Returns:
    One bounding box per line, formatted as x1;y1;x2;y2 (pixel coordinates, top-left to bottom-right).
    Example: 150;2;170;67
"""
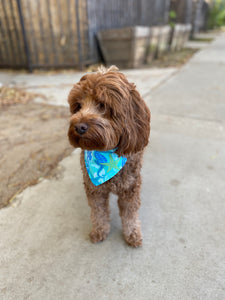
74;103;81;113
98;102;105;111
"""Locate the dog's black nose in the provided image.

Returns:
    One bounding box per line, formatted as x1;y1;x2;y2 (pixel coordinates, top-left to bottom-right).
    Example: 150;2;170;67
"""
75;123;89;135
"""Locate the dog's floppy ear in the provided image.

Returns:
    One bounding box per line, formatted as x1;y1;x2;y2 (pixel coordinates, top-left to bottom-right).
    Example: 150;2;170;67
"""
116;83;150;156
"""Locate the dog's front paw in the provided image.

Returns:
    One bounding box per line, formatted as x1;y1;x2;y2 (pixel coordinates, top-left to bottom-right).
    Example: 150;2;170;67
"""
124;230;143;248
89;229;109;244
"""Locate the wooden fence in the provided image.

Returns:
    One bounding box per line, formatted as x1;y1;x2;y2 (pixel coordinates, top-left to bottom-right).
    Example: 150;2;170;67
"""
0;0;206;70
170;0;209;32
0;0;89;70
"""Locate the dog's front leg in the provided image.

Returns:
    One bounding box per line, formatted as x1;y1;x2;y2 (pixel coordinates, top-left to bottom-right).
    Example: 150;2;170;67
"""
85;188;110;243
118;181;143;247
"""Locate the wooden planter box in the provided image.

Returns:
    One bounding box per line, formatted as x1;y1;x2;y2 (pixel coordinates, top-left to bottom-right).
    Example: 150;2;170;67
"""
145;26;161;63
183;24;192;44
170;24;183;51
157;25;172;56
177;25;186;50
170;24;192;51
97;26;150;69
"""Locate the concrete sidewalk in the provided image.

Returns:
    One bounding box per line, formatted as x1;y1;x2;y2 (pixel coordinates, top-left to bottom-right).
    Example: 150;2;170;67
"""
0;68;177;107
1;33;225;299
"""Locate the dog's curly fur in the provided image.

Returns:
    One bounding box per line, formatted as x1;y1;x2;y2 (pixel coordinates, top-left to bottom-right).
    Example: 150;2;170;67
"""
68;66;150;247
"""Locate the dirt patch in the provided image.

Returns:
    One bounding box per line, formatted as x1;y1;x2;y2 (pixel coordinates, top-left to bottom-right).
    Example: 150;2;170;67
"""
0;102;73;208
0;86;44;107
191;37;213;42
147;48;199;68
87;48;198;71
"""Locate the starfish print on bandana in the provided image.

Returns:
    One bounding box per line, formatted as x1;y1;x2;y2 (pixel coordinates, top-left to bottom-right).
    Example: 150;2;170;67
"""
99;153;121;173
84;149;127;186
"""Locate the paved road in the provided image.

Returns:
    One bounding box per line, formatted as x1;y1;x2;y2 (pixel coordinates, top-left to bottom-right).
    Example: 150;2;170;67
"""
0;33;225;299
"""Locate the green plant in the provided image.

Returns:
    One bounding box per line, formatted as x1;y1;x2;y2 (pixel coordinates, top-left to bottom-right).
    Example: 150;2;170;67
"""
169;10;177;28
208;0;225;29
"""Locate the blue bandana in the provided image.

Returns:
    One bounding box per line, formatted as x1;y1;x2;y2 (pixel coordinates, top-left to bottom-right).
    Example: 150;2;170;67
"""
84;149;127;186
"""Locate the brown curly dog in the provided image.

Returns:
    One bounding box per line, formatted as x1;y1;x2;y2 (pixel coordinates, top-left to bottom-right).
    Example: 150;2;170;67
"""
68;66;150;247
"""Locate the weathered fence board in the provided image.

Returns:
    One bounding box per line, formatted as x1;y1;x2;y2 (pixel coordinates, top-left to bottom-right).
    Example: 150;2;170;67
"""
0;0;89;70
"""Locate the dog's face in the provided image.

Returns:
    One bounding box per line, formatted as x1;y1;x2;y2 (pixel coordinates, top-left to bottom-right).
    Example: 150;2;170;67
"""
68;67;150;156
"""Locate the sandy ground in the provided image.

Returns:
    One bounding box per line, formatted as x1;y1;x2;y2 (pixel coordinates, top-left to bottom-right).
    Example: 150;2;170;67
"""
0;101;73;208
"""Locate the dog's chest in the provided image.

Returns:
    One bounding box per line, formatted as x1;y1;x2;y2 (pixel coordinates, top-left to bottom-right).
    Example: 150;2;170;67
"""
80;150;143;194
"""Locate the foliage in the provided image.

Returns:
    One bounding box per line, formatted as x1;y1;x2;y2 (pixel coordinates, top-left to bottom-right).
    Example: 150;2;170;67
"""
169;10;177;29
208;0;225;29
